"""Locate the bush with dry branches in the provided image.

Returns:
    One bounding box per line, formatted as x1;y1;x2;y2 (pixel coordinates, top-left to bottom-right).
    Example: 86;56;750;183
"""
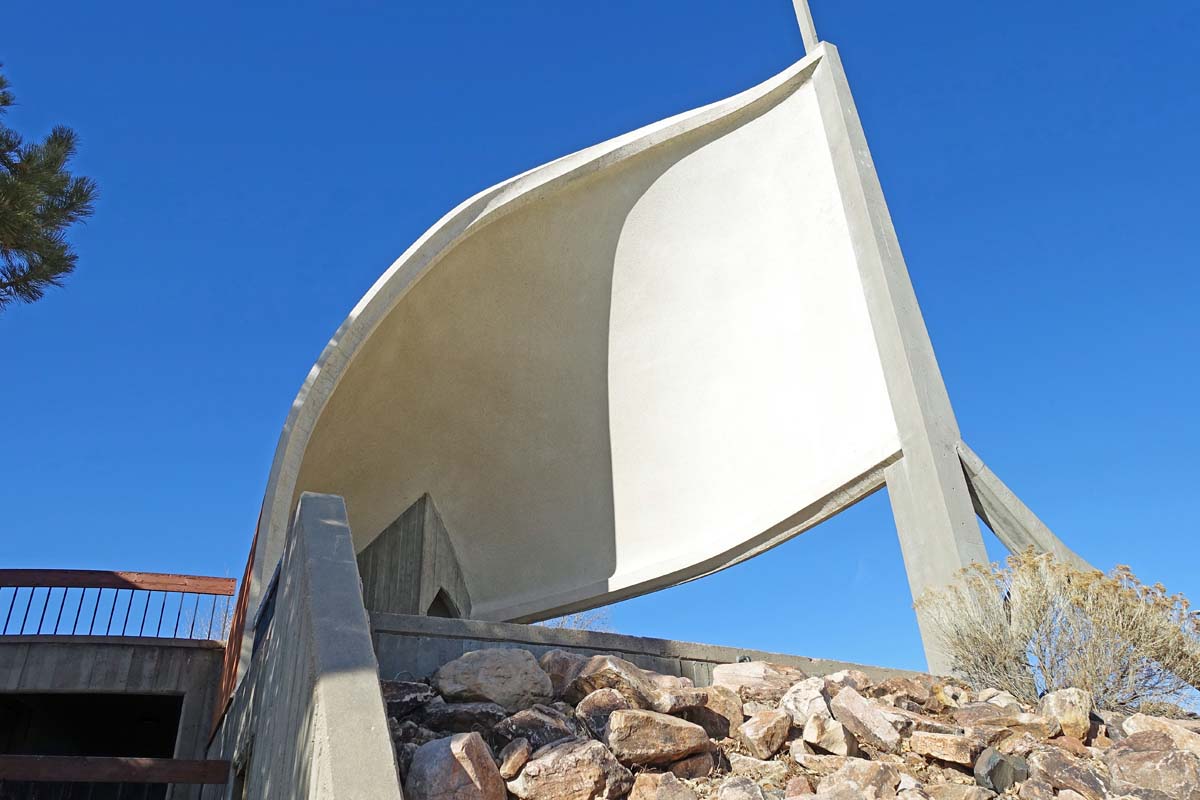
916;550;1200;714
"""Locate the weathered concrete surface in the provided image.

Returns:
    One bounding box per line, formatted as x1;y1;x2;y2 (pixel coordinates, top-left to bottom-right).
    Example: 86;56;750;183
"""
957;441;1090;571
206;493;399;800
356;493;472;618
0;635;222;799
371;612;920;688
807;44;991;674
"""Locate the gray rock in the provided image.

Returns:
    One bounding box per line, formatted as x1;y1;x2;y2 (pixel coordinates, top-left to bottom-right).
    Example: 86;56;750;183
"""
577;687;632;738
540;649;588;698
381;680;439;718
829;687;901;753
507;738;633;800
972;746;1029;792
605;709;710;766
493;703;577;750
404;732;506;800
434;648;553;712
420;701;509;733
737;709;791;760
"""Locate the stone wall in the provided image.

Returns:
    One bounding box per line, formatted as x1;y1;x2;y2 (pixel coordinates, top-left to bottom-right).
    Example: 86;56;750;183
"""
371;613;921;688
205;493;400;800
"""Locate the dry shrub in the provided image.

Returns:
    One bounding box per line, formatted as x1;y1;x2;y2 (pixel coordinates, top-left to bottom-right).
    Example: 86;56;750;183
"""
916;551;1200;713
539;608;614;632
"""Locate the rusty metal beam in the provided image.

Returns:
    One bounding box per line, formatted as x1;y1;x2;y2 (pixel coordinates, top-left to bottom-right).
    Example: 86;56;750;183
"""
0;570;236;596
0;755;230;784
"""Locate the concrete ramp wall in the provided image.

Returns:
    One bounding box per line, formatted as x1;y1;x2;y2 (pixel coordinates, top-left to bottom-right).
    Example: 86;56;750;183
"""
371;613;921;687
206;493;399;800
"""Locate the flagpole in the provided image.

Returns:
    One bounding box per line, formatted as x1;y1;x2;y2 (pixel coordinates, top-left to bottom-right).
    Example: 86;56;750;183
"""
792;0;819;53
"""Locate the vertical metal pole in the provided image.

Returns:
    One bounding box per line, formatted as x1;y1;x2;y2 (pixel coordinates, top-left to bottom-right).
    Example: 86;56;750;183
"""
71;587;86;634
19;587;37;634
53;587;67;633
105;588;122;635
2;587;16;634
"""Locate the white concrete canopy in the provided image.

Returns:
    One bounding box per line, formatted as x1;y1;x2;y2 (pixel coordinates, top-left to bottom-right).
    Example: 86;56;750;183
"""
249;33;1086;671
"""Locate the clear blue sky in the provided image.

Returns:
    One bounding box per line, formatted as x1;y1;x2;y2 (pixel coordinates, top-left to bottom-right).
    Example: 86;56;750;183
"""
3;1;1197;671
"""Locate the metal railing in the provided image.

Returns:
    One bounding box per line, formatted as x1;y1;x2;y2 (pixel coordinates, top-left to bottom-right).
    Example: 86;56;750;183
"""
0;571;237;642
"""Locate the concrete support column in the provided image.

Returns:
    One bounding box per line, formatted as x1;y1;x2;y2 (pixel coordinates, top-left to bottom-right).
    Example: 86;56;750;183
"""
811;43;988;673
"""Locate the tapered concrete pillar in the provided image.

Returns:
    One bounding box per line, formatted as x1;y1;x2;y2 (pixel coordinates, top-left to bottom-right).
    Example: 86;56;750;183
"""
810;44;988;673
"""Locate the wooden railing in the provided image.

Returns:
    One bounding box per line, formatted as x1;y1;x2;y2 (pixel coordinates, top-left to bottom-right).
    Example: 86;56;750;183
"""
0;570;236;641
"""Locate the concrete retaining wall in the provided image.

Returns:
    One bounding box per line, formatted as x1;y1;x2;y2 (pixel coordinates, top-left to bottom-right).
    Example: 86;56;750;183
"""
206;493;400;800
372;613;921;687
0;636;223;762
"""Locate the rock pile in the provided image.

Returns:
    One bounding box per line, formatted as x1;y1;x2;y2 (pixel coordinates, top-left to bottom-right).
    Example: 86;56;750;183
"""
383;648;1200;800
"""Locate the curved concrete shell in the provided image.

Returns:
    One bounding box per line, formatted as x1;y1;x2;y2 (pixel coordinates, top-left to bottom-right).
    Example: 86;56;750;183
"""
253;45;913;625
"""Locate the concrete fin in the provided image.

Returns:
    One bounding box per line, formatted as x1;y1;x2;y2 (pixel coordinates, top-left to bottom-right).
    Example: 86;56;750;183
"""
957;441;1091;571
356;494;472;619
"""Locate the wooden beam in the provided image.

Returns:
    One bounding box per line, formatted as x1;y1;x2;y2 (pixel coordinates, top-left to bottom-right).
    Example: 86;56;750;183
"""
0;570;236;596
0;755;230;784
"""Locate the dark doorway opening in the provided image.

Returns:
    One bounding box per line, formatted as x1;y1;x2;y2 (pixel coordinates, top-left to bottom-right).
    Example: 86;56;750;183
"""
0;692;183;756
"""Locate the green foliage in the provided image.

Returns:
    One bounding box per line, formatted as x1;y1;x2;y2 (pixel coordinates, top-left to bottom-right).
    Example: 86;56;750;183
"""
0;66;97;310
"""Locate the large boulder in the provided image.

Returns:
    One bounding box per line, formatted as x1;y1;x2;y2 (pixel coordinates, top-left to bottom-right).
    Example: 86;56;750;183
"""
420;701;509;733
498;737;531;780
779;676;832;727
506;738;633;800
434;649;553;712
736;709;790;760
492;703;578;750
816;759;900;800
565;655;664;710
1123;714;1200;758
803;714;860;757
661;685;744;739
629;771;698;800
605;709;711;766
717;776;766;800
829;687;901;753
576;688;632;738
1105;732;1200;800
381;680;439;718
1026;748;1109;800
1036;689;1091;742
404;732;506;800
712;661;807;704
727;753;789;786
540;649;588;698
908;731;979;766
973;746;1029;793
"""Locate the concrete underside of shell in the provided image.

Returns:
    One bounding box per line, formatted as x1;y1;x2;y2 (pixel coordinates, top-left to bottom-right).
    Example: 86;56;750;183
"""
253;45;902;623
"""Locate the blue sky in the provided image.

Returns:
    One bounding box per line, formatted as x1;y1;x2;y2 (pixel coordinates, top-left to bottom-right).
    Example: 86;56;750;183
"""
2;0;1197;671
